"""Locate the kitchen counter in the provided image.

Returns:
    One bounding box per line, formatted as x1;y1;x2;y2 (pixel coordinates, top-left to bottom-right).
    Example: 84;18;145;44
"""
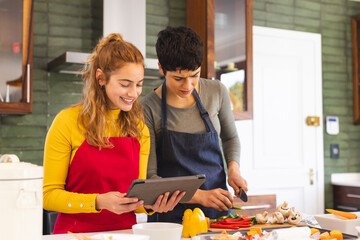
42;229;130;239
42;229;189;239
331;173;360;187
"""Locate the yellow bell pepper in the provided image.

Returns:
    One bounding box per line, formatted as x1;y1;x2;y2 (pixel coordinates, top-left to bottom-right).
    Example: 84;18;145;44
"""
182;208;208;238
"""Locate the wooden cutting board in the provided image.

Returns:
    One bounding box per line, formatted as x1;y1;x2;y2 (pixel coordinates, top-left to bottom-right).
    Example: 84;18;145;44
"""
209;223;307;232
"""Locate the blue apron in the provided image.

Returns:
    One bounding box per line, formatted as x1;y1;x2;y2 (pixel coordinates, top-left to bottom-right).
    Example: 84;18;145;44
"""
148;81;230;223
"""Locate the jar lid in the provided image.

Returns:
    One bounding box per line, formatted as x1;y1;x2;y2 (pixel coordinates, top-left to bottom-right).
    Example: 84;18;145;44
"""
0;162;43;180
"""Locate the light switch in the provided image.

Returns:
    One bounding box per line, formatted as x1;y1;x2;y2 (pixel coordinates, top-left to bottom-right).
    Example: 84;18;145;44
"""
330;144;340;159
326;116;339;135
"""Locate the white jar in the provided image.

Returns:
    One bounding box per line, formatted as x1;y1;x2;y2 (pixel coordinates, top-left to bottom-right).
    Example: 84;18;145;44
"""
0;162;43;240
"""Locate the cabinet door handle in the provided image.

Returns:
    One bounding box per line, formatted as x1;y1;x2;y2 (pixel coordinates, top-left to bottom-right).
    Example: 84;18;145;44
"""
337;205;358;211
347;194;360;199
27;64;30;103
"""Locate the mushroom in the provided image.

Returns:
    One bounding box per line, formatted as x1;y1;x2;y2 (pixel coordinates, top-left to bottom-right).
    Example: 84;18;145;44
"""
255;211;269;224
288;207;302;225
269;212;285;224
277;201;291;218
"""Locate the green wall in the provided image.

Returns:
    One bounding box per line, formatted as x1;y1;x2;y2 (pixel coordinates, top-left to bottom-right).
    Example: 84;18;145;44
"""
1;0;360;210
0;0;103;166
0;0;184;165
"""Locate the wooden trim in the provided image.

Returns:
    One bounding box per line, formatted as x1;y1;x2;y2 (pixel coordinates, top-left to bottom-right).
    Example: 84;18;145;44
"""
246;0;253;117
207;0;215;79
233;194;276;216
187;0;215;79
0;0;33;114
22;0;34;108
352;14;360;124
187;0;253;120
0;102;33;114
235;0;253;120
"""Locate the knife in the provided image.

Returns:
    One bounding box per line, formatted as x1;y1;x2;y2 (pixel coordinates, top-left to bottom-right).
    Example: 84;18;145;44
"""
232;204;271;210
238;187;248;202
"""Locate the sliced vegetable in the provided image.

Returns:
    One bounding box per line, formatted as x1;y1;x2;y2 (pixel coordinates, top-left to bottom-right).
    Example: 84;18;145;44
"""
210;217;252;229
247;230;258;236
250;216;258;225
330;230;343;240
206;217;210;228
310;228;320;235
214;215;228;222
220;230;228;234
212;213;254;223
326;209;357;220
251;227;263;236
223;218;252;224
210;223;239;229
320;231;330;240
318;230;344;240
231;206;243;210
210;222;252;229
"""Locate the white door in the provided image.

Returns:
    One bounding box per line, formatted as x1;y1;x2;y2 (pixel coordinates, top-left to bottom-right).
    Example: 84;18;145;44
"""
236;26;324;214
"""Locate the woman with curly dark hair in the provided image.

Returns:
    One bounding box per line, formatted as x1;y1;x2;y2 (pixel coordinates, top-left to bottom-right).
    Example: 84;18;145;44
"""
143;26;248;223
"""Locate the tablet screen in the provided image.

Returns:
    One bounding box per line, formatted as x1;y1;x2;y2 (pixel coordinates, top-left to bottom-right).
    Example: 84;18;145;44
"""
126;174;206;205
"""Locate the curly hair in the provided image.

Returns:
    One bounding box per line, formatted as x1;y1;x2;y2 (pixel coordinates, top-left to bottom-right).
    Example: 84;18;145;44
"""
156;26;204;74
75;33;144;149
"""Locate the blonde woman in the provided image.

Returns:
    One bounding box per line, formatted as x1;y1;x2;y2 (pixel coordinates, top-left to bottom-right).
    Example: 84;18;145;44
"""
43;33;184;234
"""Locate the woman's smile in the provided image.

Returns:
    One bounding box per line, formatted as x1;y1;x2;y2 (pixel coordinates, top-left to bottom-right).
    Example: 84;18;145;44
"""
120;97;135;105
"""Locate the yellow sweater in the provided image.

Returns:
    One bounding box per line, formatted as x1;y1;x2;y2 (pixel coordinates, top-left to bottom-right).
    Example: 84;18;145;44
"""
43;106;150;214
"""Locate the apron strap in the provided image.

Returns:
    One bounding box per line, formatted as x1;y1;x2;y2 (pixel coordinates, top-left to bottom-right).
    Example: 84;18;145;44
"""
161;80;216;133
161;81;168;128
192;89;216;133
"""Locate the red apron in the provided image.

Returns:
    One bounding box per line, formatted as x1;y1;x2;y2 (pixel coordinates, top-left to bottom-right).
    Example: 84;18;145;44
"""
53;137;140;234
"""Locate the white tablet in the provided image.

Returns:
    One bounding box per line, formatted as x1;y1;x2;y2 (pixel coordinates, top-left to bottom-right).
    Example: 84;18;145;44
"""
126;174;206;205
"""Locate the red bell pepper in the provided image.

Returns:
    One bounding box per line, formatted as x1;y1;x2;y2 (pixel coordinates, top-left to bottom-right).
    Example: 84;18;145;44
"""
210;222;252;229
210;223;239;229
221;218;252;225
210;214;254;230
223;218;249;223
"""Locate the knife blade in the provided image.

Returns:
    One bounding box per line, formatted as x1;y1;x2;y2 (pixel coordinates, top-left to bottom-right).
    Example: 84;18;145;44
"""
238;187;248;202
232;204;271;210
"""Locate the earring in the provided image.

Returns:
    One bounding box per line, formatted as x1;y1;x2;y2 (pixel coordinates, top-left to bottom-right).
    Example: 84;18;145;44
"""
100;85;104;89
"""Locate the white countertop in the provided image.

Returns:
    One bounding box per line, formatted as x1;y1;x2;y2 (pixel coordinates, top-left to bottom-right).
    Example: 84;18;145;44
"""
331;173;360;187
42;229;132;239
42;229;190;239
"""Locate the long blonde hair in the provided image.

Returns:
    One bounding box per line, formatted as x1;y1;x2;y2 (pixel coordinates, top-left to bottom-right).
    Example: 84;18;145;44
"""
77;33;144;149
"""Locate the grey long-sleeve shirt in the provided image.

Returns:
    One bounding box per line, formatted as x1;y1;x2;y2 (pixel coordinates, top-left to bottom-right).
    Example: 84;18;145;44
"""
142;78;240;179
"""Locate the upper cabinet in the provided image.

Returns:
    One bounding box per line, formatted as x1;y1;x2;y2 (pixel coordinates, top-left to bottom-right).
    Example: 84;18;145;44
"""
0;0;33;114
187;0;253;120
